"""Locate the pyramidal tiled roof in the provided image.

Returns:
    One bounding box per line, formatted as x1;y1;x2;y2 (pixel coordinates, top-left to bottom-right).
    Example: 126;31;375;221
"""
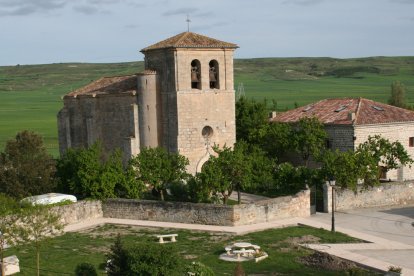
271;98;414;125
141;32;238;52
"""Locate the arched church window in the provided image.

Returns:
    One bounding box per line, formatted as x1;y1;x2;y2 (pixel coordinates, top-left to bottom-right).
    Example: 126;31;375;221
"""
191;59;201;89
209;60;219;89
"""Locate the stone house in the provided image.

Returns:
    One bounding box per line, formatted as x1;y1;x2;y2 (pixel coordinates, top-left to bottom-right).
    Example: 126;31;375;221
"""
271;97;414;181
57;32;238;174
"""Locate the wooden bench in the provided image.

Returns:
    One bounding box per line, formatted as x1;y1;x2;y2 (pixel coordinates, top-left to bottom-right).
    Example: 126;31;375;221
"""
156;234;178;243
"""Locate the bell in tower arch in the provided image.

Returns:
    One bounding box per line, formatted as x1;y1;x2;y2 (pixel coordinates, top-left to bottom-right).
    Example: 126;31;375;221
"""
191;66;199;82
191;60;201;89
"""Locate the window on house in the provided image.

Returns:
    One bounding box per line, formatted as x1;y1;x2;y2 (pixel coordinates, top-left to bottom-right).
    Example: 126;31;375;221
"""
409;137;414;147
191;59;201;89
209;60;219;89
325;139;332;149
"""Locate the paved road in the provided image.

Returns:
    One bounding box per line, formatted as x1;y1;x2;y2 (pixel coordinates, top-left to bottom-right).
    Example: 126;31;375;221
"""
310;206;414;245
308;205;414;272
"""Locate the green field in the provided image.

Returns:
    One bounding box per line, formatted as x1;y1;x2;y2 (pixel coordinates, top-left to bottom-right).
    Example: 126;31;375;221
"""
1;57;413;156
6;224;370;275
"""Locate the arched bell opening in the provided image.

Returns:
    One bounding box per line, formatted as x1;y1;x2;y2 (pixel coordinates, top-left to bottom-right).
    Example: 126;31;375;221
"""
191;59;201;89
209;60;219;89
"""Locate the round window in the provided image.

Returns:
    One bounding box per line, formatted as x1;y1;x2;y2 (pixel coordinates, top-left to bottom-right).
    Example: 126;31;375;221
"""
202;126;213;138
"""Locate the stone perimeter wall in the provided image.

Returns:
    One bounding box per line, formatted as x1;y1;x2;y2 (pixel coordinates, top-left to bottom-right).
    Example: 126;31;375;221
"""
52;200;103;225
102;190;310;226
324;181;414;212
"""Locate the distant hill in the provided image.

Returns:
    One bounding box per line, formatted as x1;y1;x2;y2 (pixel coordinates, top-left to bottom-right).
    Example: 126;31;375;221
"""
0;57;413;155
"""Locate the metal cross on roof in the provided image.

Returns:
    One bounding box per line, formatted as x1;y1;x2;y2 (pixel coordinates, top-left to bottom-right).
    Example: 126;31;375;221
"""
186;14;191;32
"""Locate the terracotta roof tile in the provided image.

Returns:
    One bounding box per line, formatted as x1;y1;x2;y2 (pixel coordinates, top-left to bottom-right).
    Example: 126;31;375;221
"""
141;32;238;52
271;98;414;125
66;75;137;97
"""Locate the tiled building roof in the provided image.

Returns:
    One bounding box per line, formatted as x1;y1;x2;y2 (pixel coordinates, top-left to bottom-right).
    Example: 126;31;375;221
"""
271;98;414;125
66;75;137;97
141;32;238;52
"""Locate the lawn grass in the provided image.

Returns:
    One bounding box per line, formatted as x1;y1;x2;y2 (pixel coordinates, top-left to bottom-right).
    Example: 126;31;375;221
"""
5;224;373;275
0;57;413;156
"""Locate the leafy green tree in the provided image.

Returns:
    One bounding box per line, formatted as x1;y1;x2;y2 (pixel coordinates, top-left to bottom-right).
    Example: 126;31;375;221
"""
236;97;269;144
260;121;293;160
355;135;413;183
56;142;143;199
0;130;56;198
292;117;327;167
198;157;232;204
388;81;406;108
213;142;253;204
17;204;64;276
0;194;22;276
130;147;189;201
320;149;365;191
200;142;267;204
106;234;127;276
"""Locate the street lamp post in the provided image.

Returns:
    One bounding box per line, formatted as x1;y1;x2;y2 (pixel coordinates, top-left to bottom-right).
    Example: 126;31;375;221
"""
329;177;336;232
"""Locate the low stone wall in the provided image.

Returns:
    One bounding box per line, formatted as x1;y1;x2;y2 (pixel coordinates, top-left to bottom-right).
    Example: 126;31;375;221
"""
102;190;310;226
233;190;311;226
52;200;103;225
102;199;234;226
335;181;414;211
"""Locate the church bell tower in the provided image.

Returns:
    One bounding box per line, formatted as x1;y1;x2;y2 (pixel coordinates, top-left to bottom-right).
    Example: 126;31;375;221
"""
139;32;238;173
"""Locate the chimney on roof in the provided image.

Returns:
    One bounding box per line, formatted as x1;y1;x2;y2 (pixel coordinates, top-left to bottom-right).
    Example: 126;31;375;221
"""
348;112;356;121
269;111;277;119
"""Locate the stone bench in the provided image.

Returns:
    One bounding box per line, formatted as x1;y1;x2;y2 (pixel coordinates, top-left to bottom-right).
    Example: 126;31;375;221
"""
156;234;178;243
1;255;20;275
232;249;255;259
225;246;233;255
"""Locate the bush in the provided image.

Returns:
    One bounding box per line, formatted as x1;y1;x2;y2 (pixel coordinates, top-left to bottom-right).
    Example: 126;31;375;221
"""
124;243;184;275
75;262;97;276
186;261;215;276
106;235;184;276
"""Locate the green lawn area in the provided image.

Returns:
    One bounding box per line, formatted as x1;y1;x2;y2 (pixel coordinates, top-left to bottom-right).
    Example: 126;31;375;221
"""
5;224;378;275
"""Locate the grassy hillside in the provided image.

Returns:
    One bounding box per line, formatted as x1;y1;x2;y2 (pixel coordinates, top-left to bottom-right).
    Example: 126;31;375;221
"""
1;57;413;155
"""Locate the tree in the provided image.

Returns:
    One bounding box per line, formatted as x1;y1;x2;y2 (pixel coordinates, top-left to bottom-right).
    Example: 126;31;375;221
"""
202;142;253;204
388;81;406;108
0;194;22;276
319;149;366;191
355;135;413;183
106;234;127;276
0;131;56;198
108;240;184;276
292;117;327;167
56;142;144;199
130;147;189;201
17;204;64;276
235;97;269;144
260;121;293;160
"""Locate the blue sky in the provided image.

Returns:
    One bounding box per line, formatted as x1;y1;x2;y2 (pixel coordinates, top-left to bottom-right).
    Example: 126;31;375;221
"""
0;0;413;65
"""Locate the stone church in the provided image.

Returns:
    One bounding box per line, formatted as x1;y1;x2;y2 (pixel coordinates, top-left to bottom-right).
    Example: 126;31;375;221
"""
57;32;238;173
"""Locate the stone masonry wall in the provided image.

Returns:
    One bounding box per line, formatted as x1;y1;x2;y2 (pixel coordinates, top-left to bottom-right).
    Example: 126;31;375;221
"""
355;123;414;180
232;189;311;226
334;181;414;211
102;190;310;226
52;200;103;225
